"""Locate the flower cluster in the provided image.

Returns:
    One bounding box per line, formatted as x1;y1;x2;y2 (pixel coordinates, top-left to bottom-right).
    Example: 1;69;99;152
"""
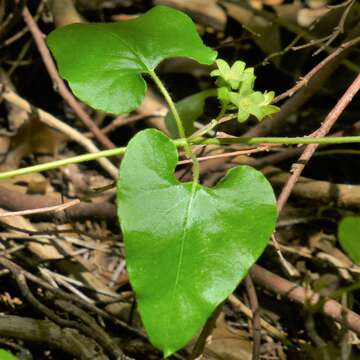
211;59;280;122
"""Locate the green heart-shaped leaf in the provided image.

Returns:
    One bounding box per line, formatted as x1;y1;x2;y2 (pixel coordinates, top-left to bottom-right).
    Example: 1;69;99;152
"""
0;350;18;360
210;59;247;90
47;6;217;114
338;216;360;264
117;129;277;356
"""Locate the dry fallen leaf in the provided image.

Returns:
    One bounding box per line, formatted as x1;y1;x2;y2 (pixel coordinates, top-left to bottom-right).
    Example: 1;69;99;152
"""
0;172;54;195
297;7;330;28
188;313;253;360
1;117;66;170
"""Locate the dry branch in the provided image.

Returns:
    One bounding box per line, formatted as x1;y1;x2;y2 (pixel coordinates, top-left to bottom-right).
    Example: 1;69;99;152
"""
273;36;360;103
245;274;261;360
246;25;360;137
277;72;360;212
0;185;116;222
251;265;360;336
0;315;107;359
265;166;360;209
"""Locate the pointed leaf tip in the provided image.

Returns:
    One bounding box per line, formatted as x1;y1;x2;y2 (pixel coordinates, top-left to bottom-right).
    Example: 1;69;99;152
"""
117;129;277;355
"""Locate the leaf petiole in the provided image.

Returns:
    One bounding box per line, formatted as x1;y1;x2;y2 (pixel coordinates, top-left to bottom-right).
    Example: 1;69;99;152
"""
148;69;200;186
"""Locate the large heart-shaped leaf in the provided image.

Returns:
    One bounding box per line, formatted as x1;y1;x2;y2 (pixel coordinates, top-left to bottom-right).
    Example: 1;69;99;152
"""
117;129;277;356
47;5;217;114
0;350;17;360
338;216;360;264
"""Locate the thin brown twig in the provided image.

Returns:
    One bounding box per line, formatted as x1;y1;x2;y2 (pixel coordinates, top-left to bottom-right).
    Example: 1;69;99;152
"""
271;234;299;277
54;299;131;360
0;199;80;217
177;146;274;165
0;0;25;40
274;36;360;103
291;34;333;51
0;256;145;339
250;264;360;335
22;6;115;150
277;72;360;213
260;34;302;66
328;0;353;8
0;244;26;256
190;302;223;360
245;274;261;360
39;268;95;303
0;314;106;359
1;88;118;177
39;268;120;300
100;114;151;134
0;184;117;222
246;23;360;138
262;165;360;209
4;257;133;359
7;37;32;77
246;3;359;73
1;0;45;48
14;271;83;330
228;294;289;343
313;0;355;56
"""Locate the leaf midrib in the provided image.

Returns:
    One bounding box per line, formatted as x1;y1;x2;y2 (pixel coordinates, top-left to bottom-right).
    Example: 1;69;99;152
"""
165;185;197;348
103;26;151;72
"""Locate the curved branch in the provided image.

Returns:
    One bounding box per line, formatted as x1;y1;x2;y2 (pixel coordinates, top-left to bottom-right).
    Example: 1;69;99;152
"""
0;315;107;360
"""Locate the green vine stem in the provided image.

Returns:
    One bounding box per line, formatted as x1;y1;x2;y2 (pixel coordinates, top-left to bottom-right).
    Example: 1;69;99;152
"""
0;147;127;180
148;69;200;186
188;113;235;140
2;136;360;180
195;135;360;146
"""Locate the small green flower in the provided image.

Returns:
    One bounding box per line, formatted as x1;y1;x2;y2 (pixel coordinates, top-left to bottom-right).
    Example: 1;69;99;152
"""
211;59;248;90
229;90;279;122
238;68;256;96
212;59;280;123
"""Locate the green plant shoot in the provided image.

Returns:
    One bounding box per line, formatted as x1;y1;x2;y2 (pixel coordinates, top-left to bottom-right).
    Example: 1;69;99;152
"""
47;5;278;357
211;59;280;122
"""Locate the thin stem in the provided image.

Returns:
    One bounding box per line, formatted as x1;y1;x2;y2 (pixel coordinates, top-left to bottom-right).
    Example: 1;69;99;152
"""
148;69;200;185
3;135;360;180
0;147;126;180
189;119;218;139
194;135;360;146
190;302;223;359
189;112;234;140
245;274;261;360
148;70;186;140
3;88;118;178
